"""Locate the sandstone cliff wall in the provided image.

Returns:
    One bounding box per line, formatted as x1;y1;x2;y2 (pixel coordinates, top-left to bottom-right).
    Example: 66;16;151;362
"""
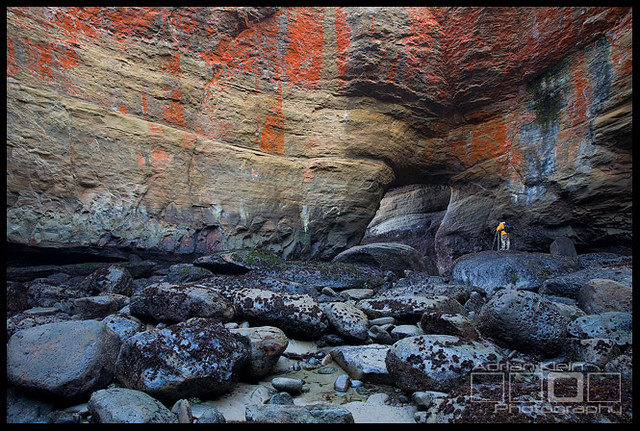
6;7;632;271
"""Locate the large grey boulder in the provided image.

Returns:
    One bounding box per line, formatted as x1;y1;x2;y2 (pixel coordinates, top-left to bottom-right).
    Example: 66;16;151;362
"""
329;344;391;384
567;312;632;346
129;282;234;324
232;288;328;338
386;334;504;393
356;293;466;321
7;320;121;399
322;301;370;342
77;264;134;296
245;404;354;423
115;318;249;402
540;266;632;299
476;289;570;356
451;251;578;295
577;278;633;314
229;326;289;379
88;388;178;423
332;242;426;276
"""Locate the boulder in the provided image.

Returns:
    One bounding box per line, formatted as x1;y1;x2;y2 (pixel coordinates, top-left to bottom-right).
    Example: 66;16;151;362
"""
72;295;120;319
193;249;282;274
101;312;146;343
567;312;632;346
229;326;289;379
386;335;504;393
88;388;178;423
330;344;392;384
77;264;134;296
549;236;577;257
540;267;632;299
577;278;632;314
356;294;466;322
451;251;578;295
7;320;121;399
129;282;234;324
163;264;214;283
232;288;328;338
245;404;354;423
561;338;621;368
114;318;249;402
322;301;370;343
332;243;426;275
420;312;479;341
476;289;571;356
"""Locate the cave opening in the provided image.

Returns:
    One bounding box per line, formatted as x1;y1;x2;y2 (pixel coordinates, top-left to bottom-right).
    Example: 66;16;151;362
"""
360;183;452;275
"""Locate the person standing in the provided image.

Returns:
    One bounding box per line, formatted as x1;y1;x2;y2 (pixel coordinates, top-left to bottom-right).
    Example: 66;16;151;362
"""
496;221;512;250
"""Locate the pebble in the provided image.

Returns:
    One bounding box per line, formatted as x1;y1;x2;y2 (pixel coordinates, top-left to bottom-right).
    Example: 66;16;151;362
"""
316;366;337;375
271;377;305;395
268;392;295;405
334;374;351;392
350;380;363;388
369;316;396;326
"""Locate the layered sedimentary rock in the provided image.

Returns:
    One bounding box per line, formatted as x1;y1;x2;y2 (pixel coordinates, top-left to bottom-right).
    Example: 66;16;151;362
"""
6;7;632;271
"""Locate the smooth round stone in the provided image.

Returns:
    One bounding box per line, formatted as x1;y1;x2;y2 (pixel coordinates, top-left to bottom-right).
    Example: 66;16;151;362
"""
334;374;351;392
271;377;305;394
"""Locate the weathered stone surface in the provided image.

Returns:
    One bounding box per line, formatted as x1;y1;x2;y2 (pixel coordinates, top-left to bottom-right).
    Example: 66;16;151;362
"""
329;344;391;384
577;278;633;314
88;388;178;423
129;282;235;323
451;251;579;295
540;266;632;298
386;335;504;393
77;264;134;296
332;243;426;275
356;293;466;321
245;404;354;423
6;7;631;269
7;320;121;399
229;326;289;379
114;318;249;402
232;288;328;338
567;311;632;346
550;236;578;257
322;301;370;342
476;290;571;356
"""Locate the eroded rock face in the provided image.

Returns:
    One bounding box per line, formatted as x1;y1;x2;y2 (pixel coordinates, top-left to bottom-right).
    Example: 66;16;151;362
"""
6;7;632;268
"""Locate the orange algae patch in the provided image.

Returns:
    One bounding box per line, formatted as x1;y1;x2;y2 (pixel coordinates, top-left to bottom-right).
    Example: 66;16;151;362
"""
162;87;186;128
259;92;285;155
284;8;325;89
333;7;351;78
149;147;172;169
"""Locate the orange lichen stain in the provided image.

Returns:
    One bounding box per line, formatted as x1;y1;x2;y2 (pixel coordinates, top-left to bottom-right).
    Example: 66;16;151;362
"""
181;133;197;151
162;86;186;128
334;7;351;78
159;51;182;77
450;117;509;170
90;7;165;45
148;122;165;140
141;91;152;116
259;109;285;155
118;105;128;114
137;148;146;169
7;37;18;76
284;8;325;89
149;147;172;169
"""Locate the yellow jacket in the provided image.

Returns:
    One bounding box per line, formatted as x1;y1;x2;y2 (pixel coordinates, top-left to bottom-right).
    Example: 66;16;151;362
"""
496;222;509;236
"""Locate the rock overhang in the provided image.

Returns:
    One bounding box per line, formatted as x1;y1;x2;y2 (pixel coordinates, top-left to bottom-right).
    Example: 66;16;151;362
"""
6;6;632;267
